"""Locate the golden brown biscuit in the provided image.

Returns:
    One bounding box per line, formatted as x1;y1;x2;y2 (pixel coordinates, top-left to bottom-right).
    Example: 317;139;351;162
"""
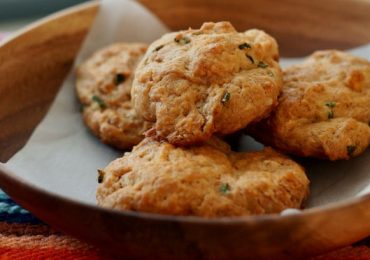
96;138;309;217
248;50;370;160
132;21;283;145
76;43;152;150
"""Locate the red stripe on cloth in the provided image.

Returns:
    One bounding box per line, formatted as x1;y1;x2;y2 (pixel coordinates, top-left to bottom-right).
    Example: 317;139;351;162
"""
0;247;103;260
1;245;369;259
313;246;370;260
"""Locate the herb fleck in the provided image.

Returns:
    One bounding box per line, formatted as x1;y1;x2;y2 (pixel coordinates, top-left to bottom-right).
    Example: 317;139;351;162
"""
257;62;268;68
347;145;356;157
221;92;231;103
154;45;164;51
114;73;126;85
238;43;252;49
246;54;254;64
325;101;336;108
219;183;230;194
327;110;334;119
92;95;106;110
267;70;274;77
97;169;105;183
174;36;191;45
80;104;85;112
193;31;203;35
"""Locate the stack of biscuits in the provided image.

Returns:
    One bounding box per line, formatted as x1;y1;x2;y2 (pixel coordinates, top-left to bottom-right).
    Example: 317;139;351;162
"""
76;22;370;217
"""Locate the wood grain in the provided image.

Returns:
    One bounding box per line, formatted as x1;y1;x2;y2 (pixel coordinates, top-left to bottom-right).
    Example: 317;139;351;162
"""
0;3;98;161
1;0;370;161
0;163;370;258
140;0;370;56
0;1;369;257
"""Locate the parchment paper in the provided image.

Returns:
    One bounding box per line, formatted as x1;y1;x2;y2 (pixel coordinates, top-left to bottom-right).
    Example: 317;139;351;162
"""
3;0;370;210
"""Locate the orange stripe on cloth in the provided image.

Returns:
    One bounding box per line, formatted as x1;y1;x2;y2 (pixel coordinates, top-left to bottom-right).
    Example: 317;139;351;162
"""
0;234;92;251
0;223;111;259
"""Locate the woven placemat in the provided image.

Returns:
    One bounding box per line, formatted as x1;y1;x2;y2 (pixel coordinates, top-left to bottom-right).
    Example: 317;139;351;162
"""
0;189;369;259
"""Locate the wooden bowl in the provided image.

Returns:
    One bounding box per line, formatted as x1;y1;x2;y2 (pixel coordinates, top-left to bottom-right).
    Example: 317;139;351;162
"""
0;0;370;258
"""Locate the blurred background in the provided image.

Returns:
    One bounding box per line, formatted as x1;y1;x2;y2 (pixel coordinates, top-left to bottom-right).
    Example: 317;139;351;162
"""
0;0;89;32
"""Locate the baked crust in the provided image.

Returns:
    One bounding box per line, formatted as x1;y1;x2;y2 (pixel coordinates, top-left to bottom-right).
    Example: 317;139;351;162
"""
248;50;370;160
132;22;282;145
96;138;309;217
76;43;152;150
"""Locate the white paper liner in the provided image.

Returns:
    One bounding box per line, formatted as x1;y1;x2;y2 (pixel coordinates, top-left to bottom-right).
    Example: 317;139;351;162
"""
3;0;370;211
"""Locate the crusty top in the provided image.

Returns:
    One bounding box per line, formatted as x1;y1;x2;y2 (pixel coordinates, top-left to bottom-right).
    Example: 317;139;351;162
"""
77;43;148;106
249;50;370;160
132;21;282;145
96;138;309;217
76;43;152;150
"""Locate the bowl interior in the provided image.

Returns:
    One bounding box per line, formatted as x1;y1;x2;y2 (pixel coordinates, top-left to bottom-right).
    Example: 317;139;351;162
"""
0;1;370;258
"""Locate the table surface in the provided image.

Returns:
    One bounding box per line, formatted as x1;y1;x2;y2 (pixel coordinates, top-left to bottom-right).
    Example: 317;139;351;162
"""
0;21;369;259
0;188;369;259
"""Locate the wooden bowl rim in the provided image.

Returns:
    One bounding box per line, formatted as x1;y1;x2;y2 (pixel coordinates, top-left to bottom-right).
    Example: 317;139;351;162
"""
1;161;369;224
0;0;369;225
0;1;99;48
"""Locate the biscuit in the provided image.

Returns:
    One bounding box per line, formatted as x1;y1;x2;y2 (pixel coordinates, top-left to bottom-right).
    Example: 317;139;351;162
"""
76;43;152;150
132;21;283;145
96;138;309;217
248;50;370;160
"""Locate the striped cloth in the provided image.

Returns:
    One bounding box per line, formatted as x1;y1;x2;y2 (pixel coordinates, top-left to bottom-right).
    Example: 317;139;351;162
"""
0;189;369;259
0;32;369;259
0;190;108;259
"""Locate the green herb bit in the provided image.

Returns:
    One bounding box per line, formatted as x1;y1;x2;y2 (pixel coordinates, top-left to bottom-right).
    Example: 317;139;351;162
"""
174;36;191;45
246;54;254;64
97;169;105;183
327;110;334;119
238;43;252;49
114;73;126;85
347;145;356;157
325;101;336;108
257;62;268;68
154;45;164;51
219;183;230;194
221;92;231;103
267;70;274;77
92;95;106;110
80;104;86;113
